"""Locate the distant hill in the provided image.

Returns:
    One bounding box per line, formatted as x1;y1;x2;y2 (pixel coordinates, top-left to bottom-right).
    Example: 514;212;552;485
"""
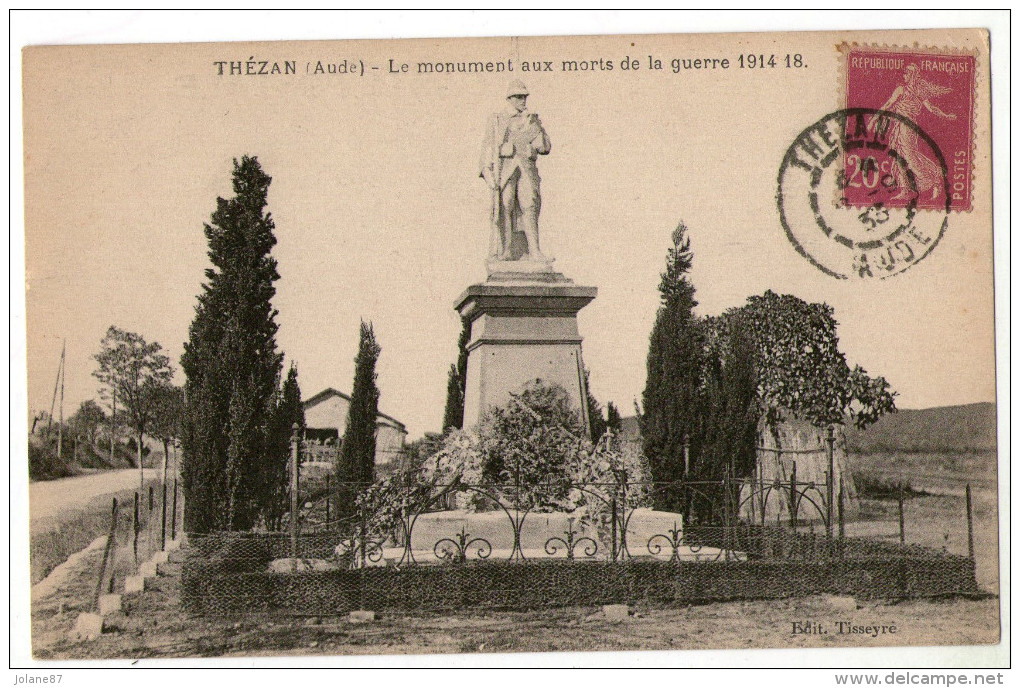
843;402;997;454
617;402;997;454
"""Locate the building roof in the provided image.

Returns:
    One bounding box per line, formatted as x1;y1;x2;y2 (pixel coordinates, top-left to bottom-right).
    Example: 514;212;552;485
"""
303;387;407;432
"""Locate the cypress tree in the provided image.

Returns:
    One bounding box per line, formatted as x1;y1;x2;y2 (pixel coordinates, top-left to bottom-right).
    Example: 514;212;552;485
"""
264;363;304;530
336;321;381;516
583;367;608;442
441;364;463;432
440;317;470;431
692;315;759;522
605;402;622;436
181;156;284;533
640;222;704;511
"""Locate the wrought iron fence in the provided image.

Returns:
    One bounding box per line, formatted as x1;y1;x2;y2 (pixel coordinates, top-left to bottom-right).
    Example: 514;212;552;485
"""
185;473;866;572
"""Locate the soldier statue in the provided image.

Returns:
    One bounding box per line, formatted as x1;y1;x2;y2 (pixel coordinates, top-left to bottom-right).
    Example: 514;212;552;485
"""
479;80;552;262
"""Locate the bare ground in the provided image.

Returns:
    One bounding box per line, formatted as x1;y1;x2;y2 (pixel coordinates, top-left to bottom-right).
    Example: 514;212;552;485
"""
32;539;999;660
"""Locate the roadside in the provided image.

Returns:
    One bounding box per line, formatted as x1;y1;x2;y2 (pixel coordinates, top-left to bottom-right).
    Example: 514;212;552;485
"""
29;472;168;585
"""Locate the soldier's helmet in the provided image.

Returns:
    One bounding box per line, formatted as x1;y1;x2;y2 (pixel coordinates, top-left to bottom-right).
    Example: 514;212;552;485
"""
505;80;530;98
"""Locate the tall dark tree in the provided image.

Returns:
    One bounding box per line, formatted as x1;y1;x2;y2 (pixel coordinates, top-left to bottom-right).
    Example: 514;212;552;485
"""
181;156;284;533
640;222;705;510
335;321;381;516
264;363;304;530
441;364;463;432
691;315;759;522
583;367;607;442
441;317;470;431
605;402;623;436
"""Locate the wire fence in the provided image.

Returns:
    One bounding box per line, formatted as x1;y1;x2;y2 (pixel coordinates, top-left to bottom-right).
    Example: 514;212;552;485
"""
179;479;980;617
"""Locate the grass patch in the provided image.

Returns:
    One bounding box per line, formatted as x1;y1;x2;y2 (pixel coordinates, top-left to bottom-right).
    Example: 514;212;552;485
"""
852;472;931;500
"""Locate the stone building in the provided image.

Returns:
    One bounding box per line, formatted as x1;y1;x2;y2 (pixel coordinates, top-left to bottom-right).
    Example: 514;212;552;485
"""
302;388;407;469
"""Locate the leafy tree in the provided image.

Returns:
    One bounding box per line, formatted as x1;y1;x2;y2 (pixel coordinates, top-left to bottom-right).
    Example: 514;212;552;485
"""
583;367;608;442
181;156;284;533
706;290;897;431
335;321;381;517
477;379;587;509
148;384;184;484
67;400;106;448
441;318;470;431
93;326;174;485
264;363;304;530
640;222;705;510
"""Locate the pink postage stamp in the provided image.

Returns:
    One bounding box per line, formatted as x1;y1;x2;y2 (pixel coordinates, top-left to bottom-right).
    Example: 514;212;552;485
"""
842;45;977;212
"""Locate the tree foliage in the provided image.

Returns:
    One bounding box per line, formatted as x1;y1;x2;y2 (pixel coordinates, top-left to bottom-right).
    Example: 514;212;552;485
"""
67;400;106;447
441;364;463;433
706;290;897;431
148;385;183;448
691;315;760;522
605;402;623;436
583;367;607;442
92;326;174;470
264;363;304;530
640;222;704;509
335;321;382;516
148;383;184;480
441;318;470;432
180;156;284;533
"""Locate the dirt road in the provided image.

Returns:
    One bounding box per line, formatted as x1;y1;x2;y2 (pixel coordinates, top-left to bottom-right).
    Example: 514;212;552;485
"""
29;468;148;535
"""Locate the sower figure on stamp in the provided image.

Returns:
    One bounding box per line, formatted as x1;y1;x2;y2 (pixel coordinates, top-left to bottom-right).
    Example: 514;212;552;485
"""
479;80;552;262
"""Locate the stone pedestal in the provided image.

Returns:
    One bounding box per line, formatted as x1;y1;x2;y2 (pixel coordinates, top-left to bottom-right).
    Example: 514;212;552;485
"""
455;261;597;434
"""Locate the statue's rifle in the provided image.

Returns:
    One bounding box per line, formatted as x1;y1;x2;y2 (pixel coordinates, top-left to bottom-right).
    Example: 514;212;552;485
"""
491;115;515;257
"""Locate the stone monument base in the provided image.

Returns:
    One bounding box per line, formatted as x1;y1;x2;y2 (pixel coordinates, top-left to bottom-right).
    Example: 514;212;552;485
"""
454;265;597;435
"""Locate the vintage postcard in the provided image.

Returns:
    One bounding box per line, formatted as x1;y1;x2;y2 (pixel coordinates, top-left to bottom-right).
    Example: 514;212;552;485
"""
16;20;1005;668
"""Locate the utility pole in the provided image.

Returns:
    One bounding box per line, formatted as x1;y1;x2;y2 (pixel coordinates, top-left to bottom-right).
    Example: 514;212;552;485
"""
57;341;65;461
109;388;116;464
290;422;300;569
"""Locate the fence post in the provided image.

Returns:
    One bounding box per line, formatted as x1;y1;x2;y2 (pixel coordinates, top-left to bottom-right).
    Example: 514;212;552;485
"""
610;497;618;562
325;474;331;525
749;467;757;526
290;422;300;571
147;484;154;557
360;510;368;569
721;471;729;559
160;481;168;550
838;480;845;539
897;484;906;544
133;491;140;566
619;472;629;558
93;498;119;612
170;479;178;541
789;461;798;529
965;483;975;561
826;425;835;542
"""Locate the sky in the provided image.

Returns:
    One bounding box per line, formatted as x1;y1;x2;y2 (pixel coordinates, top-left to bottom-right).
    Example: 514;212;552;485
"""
19;22;998;441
